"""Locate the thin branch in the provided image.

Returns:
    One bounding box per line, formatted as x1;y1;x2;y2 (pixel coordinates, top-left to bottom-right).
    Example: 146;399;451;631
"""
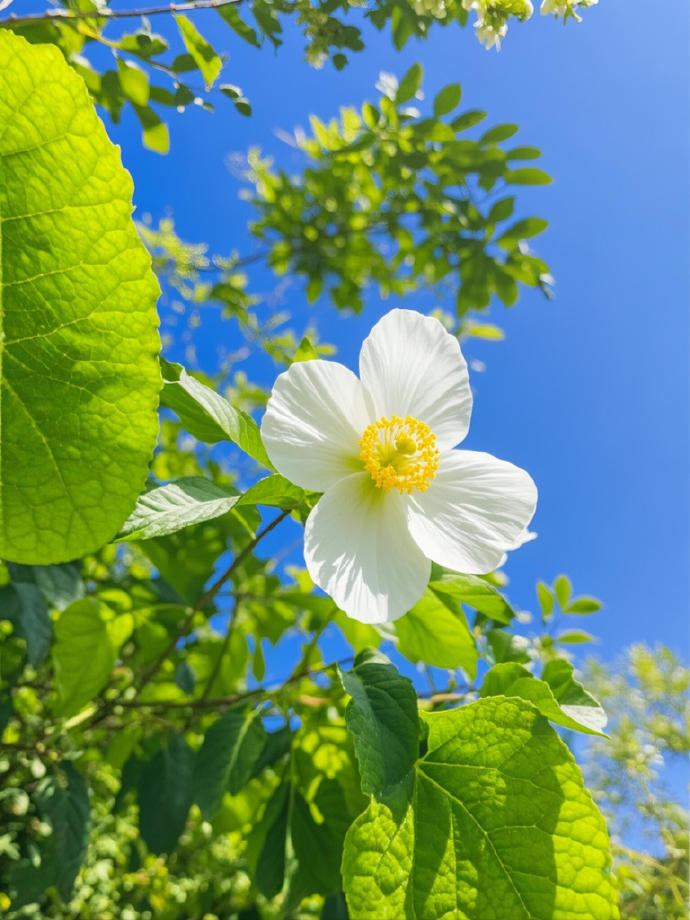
0;0;241;27
198;599;238;702
135;508;290;693
113;656;353;711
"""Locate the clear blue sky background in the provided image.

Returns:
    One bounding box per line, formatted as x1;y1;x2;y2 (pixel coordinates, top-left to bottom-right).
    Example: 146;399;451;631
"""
59;0;690;660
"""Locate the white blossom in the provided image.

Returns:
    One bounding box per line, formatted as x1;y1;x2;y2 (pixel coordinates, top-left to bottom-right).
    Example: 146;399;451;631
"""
261;309;537;624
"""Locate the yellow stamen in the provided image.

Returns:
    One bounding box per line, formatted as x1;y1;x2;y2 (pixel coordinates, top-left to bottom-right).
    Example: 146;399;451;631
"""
359;415;439;494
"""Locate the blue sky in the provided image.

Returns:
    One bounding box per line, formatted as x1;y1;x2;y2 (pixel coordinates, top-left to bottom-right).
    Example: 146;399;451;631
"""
74;0;688;660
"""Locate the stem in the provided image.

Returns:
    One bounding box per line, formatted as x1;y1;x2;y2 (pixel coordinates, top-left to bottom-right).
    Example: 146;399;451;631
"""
0;0;242;28
135;509;290;692
113;656;353;711
198;599;238;702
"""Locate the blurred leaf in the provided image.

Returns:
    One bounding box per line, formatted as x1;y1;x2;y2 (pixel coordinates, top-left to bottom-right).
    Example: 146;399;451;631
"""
138;735;194;853
176;15;222;87
395;62;422;103
566;596;602;614
557;630;596;644
52;599;133;716
433;82;462;117
506;167;552;185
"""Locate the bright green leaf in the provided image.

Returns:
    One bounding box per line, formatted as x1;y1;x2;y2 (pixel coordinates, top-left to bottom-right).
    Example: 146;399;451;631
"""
396;62;422;103
554;574;572;609
429;572;515;625
566;596;602;614
537;580;555;618
395;588;477;677
160;359;272;468
342;697;619;919
506;167;553;185
176;15;222;88
52;599;133;716
433;83;462;117
0;33;161;564
238;474;307;510
557;629;596;644
481;661;607;735
116;477;240;542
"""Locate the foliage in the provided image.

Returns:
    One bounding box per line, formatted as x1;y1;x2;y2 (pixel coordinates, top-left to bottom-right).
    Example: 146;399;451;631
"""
0;31;160;565
0;3;650;919
580;646;689;920
0;0;597;150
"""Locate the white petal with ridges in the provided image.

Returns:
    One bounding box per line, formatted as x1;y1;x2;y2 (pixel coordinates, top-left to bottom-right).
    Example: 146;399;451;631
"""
405;450;537;574
359;309;472;450
261;360;372;492
304;472;430;624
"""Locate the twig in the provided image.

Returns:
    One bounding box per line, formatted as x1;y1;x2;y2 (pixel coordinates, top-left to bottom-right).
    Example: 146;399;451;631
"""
0;0;241;28
112;655;353;711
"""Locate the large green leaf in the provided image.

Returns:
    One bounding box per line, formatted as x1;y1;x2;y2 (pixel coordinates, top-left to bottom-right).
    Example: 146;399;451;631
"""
340;651;419;799
395;587;477;677
116;477;240;542
52;598;133;716
481;661;608;736
0;32;161;564
160;358;271;467
342;697;619;920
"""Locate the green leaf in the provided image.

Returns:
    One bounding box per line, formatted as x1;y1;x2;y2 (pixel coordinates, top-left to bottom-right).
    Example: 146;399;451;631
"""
3;582;52;666
52;599;133;716
451;109;487;131
138;734;194;854
557;629;596;644
395;62;422;103
340;651;419;799
395;587;477;677
32;564;84;612
193;707;266;820
487;196;515;223
117;58;149;106
160;358;272;468
554;574;572;609
116;477;240;542
506;167;553;185
342;697;618;919
433;83;462;117
292;335;320;362
543;658;608;733
134;103;170;153
429;572;515;625
216;4;260;46
481;122;519;144
0;33;161;564
176;15;222;88
481;661;608;736
537;580;555;618
238;474;307;511
565;596;602;614
35;763;91;901
498;217;549;246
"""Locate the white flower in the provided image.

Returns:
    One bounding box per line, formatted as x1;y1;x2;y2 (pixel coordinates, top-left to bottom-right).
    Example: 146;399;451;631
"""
261;309;537;624
475;18;508;50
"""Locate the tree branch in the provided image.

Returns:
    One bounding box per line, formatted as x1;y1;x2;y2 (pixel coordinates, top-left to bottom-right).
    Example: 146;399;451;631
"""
0;0;241;28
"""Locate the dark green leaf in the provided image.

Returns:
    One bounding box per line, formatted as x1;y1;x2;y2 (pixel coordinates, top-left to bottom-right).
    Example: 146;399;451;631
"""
340;650;418;799
138;735;194;853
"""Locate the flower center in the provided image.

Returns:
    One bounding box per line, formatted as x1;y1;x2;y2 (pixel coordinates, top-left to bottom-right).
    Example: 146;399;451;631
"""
359;415;440;494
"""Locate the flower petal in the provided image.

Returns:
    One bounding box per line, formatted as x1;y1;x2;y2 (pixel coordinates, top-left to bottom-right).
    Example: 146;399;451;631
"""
405;450;538;573
304;472;430;624
359;309;472;449
261;360;372;491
